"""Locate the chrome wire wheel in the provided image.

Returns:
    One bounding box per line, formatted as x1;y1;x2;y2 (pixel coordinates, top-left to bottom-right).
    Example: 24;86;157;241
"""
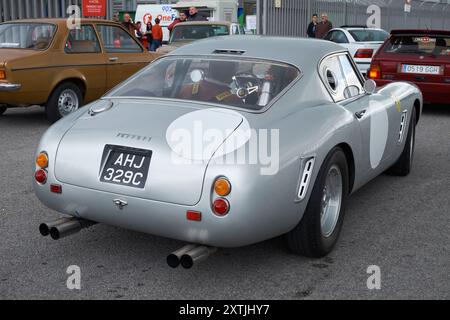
320;164;343;238
57;89;79;117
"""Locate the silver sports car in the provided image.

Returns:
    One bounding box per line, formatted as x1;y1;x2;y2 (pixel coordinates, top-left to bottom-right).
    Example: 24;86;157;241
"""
35;36;422;269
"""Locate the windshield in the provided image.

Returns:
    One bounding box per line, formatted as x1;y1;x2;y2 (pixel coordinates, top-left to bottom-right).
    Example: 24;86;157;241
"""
0;23;56;50
383;35;450;56
110;56;300;111
170;24;230;43
349;29;388;42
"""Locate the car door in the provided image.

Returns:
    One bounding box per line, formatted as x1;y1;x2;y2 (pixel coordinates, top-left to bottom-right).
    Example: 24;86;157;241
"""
95;24;150;90
320;53;398;181
61;24;107;102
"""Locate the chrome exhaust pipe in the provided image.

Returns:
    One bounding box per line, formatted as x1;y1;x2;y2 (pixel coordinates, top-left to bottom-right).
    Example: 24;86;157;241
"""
49;218;97;240
39;217;73;236
167;244;198;268
180;246;217;269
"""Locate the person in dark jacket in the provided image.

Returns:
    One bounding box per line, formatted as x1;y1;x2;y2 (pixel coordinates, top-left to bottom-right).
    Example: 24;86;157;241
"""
168;12;187;33
187;7;207;21
121;13;137;33
307;14;318;38
315;13;333;39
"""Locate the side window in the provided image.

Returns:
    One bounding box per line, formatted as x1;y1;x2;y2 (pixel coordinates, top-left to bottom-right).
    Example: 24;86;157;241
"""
333;31;349;44
96;25;142;53
338;55;364;99
65;25;101;53
324;31;334;41
320;56;347;102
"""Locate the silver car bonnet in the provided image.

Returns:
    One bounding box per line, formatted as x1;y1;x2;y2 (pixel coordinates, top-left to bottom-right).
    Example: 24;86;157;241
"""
54;98;244;206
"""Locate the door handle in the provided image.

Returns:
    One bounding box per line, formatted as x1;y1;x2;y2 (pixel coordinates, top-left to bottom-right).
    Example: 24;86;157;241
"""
109;57;119;62
355;110;367;119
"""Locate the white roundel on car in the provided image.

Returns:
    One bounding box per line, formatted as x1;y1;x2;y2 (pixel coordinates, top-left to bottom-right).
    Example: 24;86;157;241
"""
166;108;251;161
369;102;389;169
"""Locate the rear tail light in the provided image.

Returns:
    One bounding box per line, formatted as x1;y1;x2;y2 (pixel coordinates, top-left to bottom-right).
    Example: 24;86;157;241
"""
50;184;62;194
36;152;49;168
213;198;230;216
35;169;47;184
354;49;374;59
214;178;231;197
369;64;382;80
0;70;5;80
186;210;202;221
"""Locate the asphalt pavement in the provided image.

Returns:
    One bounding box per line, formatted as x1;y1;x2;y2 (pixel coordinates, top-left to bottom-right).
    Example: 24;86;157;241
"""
0;105;449;300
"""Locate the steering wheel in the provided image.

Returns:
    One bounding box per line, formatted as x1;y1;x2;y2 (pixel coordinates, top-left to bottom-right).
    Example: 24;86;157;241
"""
232;74;261;100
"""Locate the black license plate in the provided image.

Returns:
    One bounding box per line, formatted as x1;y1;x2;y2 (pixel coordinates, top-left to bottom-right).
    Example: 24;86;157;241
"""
100;145;152;189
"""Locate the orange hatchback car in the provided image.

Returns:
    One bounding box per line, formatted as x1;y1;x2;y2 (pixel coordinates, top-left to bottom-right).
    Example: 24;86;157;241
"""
0;19;158;122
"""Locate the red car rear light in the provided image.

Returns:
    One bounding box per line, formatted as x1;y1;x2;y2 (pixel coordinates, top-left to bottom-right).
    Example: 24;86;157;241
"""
50;184;62;194
369;64;382;80
212;198;230;216
186;210;202;222
355;49;374;59
35;169;47;184
0;70;5;80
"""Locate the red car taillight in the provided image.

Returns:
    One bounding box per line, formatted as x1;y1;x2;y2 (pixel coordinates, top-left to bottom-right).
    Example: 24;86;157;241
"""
369;64;382;80
213;198;230;216
355;49;374;59
35;169;47;184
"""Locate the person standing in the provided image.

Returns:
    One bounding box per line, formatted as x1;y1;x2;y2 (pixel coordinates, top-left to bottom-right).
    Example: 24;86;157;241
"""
121;13;137;33
134;21;143;44
187;7;207;21
307;14;318;38
168;12;187;33
145;21;153;51
150;18;163;52
315;13;333;39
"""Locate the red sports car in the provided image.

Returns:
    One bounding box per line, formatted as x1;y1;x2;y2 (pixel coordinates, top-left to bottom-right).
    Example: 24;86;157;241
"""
369;30;450;104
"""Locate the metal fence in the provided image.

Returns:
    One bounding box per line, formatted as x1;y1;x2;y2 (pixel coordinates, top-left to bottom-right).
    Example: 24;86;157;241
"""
260;0;450;37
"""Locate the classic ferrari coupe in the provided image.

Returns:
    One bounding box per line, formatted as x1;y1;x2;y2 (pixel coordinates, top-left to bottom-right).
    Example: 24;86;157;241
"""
36;36;422;268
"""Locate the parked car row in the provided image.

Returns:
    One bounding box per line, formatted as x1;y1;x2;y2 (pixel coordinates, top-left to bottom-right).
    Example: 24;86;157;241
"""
1;18;448;123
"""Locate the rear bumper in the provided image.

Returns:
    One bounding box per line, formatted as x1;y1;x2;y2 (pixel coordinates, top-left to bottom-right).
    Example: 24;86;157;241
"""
0;83;21;91
375;79;450;104
34;180;307;248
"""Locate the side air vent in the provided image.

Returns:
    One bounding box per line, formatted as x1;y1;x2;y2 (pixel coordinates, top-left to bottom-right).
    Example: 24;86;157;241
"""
398;111;408;144
297;158;315;201
212;49;246;55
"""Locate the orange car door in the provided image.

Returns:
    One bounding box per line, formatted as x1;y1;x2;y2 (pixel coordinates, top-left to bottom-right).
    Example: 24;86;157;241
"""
62;24;107;103
95;24;151;90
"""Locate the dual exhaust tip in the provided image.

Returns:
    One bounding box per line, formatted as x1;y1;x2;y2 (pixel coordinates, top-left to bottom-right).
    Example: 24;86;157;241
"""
40;218;215;269
167;244;217;269
39;217;97;240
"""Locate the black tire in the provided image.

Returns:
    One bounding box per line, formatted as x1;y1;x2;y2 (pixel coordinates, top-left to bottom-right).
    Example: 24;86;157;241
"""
286;147;349;258
46;82;83;123
387;110;416;176
0;105;6;115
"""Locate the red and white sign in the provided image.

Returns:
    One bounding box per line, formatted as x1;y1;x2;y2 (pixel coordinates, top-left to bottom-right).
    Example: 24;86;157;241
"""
82;0;106;17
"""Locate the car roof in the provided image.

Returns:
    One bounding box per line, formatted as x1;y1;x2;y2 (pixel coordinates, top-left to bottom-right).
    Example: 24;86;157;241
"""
169;36;345;69
391;29;450;36
173;21;232;27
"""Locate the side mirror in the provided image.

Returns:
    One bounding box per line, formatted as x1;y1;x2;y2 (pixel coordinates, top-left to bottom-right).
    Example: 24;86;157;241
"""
364;79;377;95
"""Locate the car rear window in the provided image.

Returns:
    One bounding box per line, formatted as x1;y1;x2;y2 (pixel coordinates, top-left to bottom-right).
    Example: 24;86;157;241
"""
170;25;229;43
383;34;450;56
0;23;56;50
348;29;389;42
109;56;300;111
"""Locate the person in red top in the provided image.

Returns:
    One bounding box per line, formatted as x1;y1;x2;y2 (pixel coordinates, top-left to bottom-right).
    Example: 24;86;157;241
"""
168;12;187;33
150;18;163;51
